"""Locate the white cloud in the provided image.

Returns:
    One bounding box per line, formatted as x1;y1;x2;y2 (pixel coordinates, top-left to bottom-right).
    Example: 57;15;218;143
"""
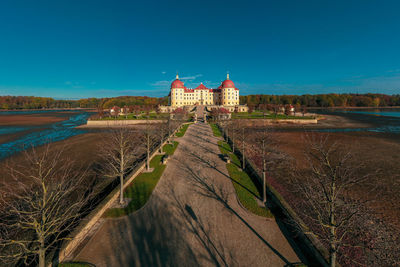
150;73;203;88
161;71;166;75
150;80;172;86
180;74;203;80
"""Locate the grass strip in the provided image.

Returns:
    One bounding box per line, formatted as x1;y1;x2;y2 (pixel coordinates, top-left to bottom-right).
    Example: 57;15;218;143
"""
175;123;190;137
104;142;178;217
210;123;222;137
217;140;273;217
163;141;178;155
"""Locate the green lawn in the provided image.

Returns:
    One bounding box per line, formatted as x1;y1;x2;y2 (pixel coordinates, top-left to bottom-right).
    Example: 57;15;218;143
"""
217;141;273;217
104;142;179;217
210;123;222;137
218;141;231;154
162;141;179;155
175;123;190;137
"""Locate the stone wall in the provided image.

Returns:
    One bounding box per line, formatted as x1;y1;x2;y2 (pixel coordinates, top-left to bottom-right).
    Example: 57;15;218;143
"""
217;123;329;267
51;123;187;266
84;119;165;127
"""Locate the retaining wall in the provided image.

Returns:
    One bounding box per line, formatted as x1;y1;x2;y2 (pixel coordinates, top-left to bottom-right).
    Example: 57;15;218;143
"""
217;123;329;267
51;123;187;266
84;119;165;127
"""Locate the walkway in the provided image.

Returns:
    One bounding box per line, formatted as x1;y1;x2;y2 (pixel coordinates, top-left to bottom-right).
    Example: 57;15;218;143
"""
75;122;299;266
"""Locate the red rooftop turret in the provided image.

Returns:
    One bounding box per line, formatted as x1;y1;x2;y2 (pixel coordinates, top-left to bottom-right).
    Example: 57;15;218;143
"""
171;74;185;88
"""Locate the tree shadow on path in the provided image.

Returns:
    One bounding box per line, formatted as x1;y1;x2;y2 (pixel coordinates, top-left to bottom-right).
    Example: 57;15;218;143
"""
86;194;199;267
180;144;260;201
178;161;298;267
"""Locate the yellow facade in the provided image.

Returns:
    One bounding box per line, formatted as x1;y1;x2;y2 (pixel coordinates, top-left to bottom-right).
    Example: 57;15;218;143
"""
169;74;239;107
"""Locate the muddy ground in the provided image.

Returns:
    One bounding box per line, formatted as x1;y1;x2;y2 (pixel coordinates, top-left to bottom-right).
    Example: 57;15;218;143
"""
269;131;400;226
0;112;76;126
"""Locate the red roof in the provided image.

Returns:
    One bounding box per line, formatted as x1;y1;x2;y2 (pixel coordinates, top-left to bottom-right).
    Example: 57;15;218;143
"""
171;79;184;88
195;83;208;90
222;79;235;88
170;75;238;92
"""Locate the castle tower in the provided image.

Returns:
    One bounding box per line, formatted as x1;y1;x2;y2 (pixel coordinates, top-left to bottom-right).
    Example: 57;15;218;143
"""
170;74;185;107
221;73;237;106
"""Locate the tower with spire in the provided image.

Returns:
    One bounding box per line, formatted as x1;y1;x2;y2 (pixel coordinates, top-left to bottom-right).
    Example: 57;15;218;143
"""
168;73;239;107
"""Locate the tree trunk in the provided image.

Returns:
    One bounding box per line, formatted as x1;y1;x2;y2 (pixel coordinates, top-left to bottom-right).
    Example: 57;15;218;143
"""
120;148;125;204
120;173;124;204
330;247;336;267
147;150;150;170
330;180;337;267
242;140;245;170
263;169;267;203
232;134;235;152
146;136;150;170
39;237;45;267
262;140;266;203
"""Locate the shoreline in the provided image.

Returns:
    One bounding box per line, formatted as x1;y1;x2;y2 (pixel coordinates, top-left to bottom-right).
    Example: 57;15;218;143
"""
1;106;399;112
0;108;95;112
309;106;400;110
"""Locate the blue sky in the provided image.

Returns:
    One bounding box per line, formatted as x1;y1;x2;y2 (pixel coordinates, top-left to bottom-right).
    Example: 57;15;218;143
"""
0;0;400;98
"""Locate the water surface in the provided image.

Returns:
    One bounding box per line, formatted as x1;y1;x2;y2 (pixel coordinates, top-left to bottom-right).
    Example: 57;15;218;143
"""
0;110;92;159
309;108;400;134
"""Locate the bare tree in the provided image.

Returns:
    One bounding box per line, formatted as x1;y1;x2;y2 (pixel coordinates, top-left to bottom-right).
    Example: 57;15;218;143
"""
0;145;94;267
254;127;270;203
141;120;157;171
100;126;138;204
230;120;237;153
158;121;168;153
290;134;374;267
239;126;246;170
301;105;307;116
294;103;301;116
97;104;104;119
166;117;178;144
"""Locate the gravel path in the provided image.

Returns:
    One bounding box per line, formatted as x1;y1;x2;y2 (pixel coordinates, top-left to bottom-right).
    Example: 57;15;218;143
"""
74;122;299;266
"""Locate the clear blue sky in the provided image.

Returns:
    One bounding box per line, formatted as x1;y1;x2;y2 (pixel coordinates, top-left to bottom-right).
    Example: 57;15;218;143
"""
1;0;400;98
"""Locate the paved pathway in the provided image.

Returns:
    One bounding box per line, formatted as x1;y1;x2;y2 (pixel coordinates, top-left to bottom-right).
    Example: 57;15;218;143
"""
75;122;299;266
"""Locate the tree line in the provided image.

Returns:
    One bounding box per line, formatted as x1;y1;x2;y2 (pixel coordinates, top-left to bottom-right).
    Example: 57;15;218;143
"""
0;96;169;110
240;93;400;108
2;93;400;110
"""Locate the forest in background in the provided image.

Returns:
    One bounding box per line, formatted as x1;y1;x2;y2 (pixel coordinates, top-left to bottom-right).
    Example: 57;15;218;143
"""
240;93;400;107
1;93;400;110
0;96;169;110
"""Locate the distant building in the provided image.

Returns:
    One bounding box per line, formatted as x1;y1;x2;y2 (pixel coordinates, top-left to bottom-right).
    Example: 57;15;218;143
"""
110;106;120;116
168;73;240;107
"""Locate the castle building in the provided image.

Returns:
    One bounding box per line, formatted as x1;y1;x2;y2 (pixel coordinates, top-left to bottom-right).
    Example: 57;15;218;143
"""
168;74;240;107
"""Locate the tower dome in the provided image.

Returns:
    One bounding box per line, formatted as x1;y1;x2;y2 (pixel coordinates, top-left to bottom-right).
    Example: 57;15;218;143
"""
222;73;235;88
171;74;185;88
